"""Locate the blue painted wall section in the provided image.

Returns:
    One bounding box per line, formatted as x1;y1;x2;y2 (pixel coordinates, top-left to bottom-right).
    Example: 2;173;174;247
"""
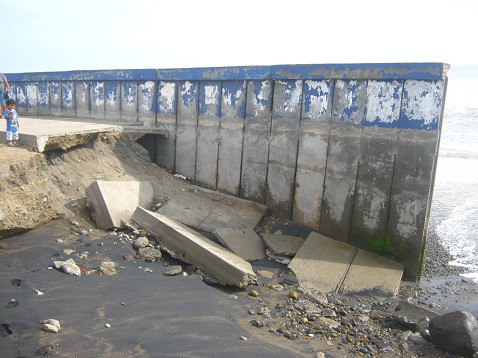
6;63;449;280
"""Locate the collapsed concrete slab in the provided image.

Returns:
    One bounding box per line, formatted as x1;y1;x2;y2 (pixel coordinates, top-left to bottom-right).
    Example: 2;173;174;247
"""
288;232;404;297
261;233;305;256
214;228;266;261
339;248;404;296
288;232;356;293
132;207;257;288
156;187;268;232
86;181;153;229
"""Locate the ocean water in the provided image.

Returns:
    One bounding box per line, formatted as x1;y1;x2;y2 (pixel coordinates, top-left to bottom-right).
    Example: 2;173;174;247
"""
429;64;478;281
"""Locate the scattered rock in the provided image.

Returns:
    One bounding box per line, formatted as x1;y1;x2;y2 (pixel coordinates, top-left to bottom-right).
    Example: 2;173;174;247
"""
98;261;117;276
288;291;298;299
133;237;149;249
123;254;134;261
40;319;61;330
429;310;478;357
163;265;183;276
42;323;59;333
53;258;81;276
136;247;162;262
249;290;260;297
7;299;18;308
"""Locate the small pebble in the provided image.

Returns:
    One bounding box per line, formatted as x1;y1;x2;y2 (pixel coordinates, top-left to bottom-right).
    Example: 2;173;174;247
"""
105;323;111;328
249;290;259;297
288;291;298;299
239;336;248;341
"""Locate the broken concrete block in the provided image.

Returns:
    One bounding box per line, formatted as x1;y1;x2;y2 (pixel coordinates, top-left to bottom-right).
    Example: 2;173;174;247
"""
261;233;305;256
289;232;404;297
339;248;404;297
156;186;268;232
214;228;266;261
132;207;257;288
86;180;153;229
288;232;355;293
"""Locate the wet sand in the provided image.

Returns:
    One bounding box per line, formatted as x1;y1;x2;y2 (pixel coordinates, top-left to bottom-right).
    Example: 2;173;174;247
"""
0;220;307;358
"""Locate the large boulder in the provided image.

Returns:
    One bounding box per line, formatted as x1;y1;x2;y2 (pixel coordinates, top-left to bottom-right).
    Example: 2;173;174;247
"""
429;310;478;357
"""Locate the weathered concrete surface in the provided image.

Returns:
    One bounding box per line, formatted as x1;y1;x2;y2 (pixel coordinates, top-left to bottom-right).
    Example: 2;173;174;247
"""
175;81;199;180
339;248;404;296
214;228;266;261
240;80;272;204
0;117;168;153
289;232;404;297
132;207;257;287
86;180;153;229
289;232;355;293
156;186;268;232
261;233;304;256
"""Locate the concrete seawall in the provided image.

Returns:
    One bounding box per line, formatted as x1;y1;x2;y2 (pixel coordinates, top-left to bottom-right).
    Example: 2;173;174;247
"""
6;63;449;279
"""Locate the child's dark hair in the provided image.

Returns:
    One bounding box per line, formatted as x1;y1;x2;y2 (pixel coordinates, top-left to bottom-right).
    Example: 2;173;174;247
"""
6;98;15;106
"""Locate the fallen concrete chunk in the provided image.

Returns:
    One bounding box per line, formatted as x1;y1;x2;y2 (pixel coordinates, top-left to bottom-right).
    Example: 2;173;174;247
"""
214;228;266;261
156;187;268;232
261;233;305;256
132;207;257;288
339;248;404;297
86;180;153;229
288;232;355;293
289;232;404;297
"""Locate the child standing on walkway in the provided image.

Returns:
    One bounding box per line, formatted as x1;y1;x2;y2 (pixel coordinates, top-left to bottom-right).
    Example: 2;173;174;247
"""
4;99;19;146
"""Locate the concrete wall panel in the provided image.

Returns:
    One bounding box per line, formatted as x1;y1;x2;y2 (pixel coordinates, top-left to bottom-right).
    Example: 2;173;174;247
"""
320;123;362;242
90;81;105;119
156;81;177;168
105;81;121;121
138;81;155;125
196;81;221;188
25;82;39;116
37;81;49;116
387;130;438;278
350;127;398;250
217;80;246;195
292;80;333;227
241;80;272;203
75;81;89;118
176;80;198;179
61;81;75;117
266;79;302;217
14;83;27;111
49;82;61;116
120;81;138;122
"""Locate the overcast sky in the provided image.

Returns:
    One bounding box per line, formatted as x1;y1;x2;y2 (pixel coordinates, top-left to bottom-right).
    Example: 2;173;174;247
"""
2;0;477;74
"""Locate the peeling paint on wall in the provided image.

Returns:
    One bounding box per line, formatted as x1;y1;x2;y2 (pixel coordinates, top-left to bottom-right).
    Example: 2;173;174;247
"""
159;81;176;114
303;80;332;120
26;83;38;108
138;81;154;112
181;81;196;109
365;80;402;127
204;85;219;105
62;82;74;108
247;80;272;118
92;82;104;107
401;80;443;130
